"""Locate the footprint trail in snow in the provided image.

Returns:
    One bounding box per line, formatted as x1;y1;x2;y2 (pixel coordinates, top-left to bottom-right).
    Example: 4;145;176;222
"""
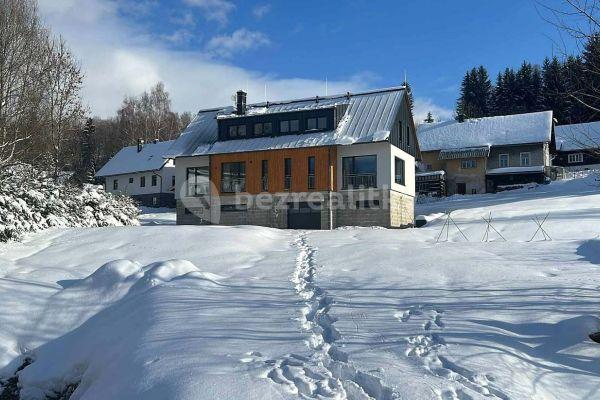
251;232;399;399
397;305;509;399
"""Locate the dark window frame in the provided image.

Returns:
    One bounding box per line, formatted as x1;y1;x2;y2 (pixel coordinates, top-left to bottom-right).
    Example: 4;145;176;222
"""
280;119;299;134
284;158;292;190
395;157;405;185
187;166;209;196
221;161;246;193
128;177;134;184
228;124;247;138
261;159;269;191
140;176;146;187
151;174;158;187
308;156;316;190
342;155;378;189
113;179;118;190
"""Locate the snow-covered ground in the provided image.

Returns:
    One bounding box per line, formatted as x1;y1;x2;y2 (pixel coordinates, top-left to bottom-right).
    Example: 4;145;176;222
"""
0;174;599;399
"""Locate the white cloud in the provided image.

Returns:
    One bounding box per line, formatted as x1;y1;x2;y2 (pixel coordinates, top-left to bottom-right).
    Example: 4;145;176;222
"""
252;4;271;19
413;97;454;123
36;0;370;117
206;29;271;58
183;0;235;25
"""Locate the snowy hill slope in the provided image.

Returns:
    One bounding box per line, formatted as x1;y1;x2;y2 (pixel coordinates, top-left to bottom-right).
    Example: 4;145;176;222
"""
0;174;599;399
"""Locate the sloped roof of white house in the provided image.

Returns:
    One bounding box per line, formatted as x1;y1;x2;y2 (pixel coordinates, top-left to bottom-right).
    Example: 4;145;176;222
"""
164;87;406;157
417;111;553;152
95;140;174;178
555;121;600;151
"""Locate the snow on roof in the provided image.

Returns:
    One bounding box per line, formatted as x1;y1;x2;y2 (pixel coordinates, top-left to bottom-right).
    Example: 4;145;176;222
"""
164;87;405;158
95;140;175;178
555;121;600;151
486;165;545;175
417;111;553;152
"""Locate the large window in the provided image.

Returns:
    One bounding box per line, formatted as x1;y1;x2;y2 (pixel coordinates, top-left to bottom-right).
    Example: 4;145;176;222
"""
395;157;405;185
342;155;377;189
113;179;118;190
520;152;531;166
284;158;292;190
308;156;316;190
140;176;146;187
221;162;246;193
254;122;272;136
280;119;299;134
261;160;269;191
151;175;157;186
499;154;509;168
187;167;209;196
228;125;246;138
306;117;327;131
461;159;477;169
568;153;584;163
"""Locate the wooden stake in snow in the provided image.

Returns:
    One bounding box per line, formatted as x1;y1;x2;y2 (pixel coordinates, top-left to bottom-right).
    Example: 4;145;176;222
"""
481;212;507;242
436;210;468;243
529;213;552;241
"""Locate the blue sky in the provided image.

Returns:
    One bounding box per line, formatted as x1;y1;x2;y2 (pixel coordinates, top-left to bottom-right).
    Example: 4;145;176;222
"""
39;0;577;120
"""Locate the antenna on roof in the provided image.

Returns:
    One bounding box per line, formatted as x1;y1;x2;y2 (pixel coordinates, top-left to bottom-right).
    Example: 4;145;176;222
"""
404;69;407;85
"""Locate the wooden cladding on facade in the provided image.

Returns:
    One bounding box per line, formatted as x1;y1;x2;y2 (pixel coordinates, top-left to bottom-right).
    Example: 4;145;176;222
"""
210;146;337;195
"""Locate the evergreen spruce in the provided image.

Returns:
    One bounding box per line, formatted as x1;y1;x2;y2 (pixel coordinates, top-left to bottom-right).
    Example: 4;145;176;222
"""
424;112;434;123
456;66;492;120
403;80;414;112
542;57;569;123
78;118;96;184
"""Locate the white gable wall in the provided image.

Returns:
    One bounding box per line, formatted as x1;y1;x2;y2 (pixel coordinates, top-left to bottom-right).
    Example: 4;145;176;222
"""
104;162;175;197
174;155;210;200
336;142;415;197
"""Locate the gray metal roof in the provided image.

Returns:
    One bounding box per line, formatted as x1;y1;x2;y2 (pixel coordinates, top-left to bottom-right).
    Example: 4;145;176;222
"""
165;87;406;158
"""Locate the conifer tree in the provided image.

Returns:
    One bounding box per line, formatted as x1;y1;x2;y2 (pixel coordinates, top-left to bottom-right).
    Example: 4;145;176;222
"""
542;57;569;123
403;79;414;112
456;66;492;120
424;112;434;123
77;118;96;184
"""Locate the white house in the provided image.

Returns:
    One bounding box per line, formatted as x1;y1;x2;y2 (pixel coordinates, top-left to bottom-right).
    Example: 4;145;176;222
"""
164;87;419;229
95;140;176;208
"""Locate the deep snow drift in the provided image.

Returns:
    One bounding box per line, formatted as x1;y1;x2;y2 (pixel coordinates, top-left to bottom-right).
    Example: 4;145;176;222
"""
0;174;599;399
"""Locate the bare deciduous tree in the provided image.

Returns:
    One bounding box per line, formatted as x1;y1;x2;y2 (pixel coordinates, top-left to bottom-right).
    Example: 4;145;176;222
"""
0;0;48;168
44;36;84;178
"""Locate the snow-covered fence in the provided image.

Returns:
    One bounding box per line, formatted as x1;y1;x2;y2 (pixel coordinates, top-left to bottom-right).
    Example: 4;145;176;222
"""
0;164;139;242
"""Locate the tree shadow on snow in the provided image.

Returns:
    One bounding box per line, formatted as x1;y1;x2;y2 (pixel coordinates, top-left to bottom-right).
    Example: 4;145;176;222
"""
576;239;600;265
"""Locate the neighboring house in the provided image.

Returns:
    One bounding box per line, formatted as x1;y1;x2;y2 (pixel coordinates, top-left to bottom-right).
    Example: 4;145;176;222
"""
165;87;419;229
417;111;555;195
554;121;600;170
95;140;176;207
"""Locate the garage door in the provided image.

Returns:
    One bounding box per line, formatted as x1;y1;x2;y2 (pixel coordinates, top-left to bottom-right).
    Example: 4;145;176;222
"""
287;202;322;229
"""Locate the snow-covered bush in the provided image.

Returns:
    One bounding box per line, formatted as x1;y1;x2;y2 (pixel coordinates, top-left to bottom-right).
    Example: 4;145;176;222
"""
0;164;138;242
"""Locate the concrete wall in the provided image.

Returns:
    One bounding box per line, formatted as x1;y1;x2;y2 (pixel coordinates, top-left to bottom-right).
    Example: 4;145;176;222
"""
487;143;547;169
176;189;414;229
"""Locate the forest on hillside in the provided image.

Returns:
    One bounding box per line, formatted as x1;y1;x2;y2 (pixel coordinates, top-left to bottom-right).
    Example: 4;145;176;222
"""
454;34;600;125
